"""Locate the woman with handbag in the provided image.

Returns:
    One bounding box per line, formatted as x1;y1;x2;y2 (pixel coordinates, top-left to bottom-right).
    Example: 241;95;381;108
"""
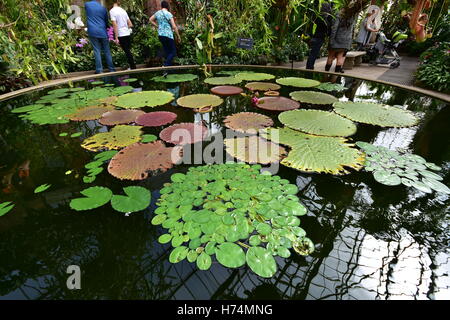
149;1;181;67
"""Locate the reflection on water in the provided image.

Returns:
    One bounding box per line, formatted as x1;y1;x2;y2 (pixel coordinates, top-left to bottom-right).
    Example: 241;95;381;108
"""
0;67;448;300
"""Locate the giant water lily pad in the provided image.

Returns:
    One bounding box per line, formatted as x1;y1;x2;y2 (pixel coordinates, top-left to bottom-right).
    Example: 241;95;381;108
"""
81;125;143;151
356;142;449;194
255;96;300;111
279;109;357;137
316;82;347;92
276;77;320;88
135;111;177;127
99;110;145;126
210;86;243;96
160;123;208;145
245;82;281;91
262;127;365;174
177;94;223;109
108;141;182;180
69;186;113;211
235;72;275;81
66;104;116;121
11;104;45;114
204;77;242;85
223;112;273;134
289;90;338;105
224;136;287;164
154;163;312;276
333;101;419;127
152;73;198;83
111;186;151;213
114;91;174;109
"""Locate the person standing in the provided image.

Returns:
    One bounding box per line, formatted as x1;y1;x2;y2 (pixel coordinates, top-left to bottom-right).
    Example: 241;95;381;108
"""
110;1;136;70
306;2;333;70
85;0;115;74
356;9;379;50
149;1;181;67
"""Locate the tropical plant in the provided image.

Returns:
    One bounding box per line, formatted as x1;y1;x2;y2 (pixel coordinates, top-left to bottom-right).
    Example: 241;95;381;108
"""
152;163;314;278
415;41;450;93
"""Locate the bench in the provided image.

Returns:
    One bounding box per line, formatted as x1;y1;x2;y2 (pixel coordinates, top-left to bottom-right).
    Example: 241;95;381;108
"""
343;51;366;69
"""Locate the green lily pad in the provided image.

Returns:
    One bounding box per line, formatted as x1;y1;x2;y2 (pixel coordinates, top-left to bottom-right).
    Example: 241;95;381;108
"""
235;72;275;81
289;91;338;105
0;202;15;217
204;77;242;85
141;134;158;143
123;78;138;83
114;90;174;108
276;77;320;88
34;184;51;194
315;82;347;92
246;246;277;278
215;242;246;268
111;186;151;213
197;252;212;270
411;180;432;193
152;73;198;83
422;178;450;194
158;234;172;244
373;170;401;186
69;186;113;211
169;246;189;263
177;94;223;109
94;150;119;162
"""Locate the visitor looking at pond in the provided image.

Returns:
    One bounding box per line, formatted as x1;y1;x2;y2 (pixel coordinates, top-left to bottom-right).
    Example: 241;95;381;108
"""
356;8;380;50
85;0;116;74
325;7;359;73
306;2;333;70
149;1;181;68
110;1;136;70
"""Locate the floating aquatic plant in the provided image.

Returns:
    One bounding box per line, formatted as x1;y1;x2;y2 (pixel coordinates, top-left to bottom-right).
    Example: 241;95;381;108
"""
235;72;275;81
152;163;314;278
0;202;15;217
333;101;419;127
278;109;357;137
123;78;138;83
81;125;143;152
83;152;117;183
356;142;449;194
255;96;300;111
316;82;347;92
141;134;158;143
114;91;174;109
276;77;320;88
66;105;115;121
11;104;45;114
223;112;273;134
152;73;198;83
204;77;242;85
135;111;177;127
289;90;338;105
177;94;223;109
160;123;208;145
99;110;145;126
216;70;255;76
34;184;51;193
69;186;113;211
262;127;365;174
108;141;182;180
245;82;281;91
224;136;287;164
210;86;243;96
59;133;68;137
71;132;83;138
111;186;151;213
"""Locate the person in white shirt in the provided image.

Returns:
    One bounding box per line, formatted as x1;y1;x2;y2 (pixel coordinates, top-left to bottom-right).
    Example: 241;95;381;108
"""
110;1;136;69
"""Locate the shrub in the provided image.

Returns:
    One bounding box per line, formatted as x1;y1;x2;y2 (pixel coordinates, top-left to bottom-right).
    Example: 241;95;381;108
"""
415;42;450;94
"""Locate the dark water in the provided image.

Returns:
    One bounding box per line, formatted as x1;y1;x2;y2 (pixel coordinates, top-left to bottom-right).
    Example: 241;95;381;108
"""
0;67;448;300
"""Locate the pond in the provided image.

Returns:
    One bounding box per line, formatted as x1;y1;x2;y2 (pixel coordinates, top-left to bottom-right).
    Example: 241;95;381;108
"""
0;66;448;300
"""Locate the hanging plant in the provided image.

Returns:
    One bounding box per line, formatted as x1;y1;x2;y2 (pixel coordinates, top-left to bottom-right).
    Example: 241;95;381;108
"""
153;163;314;278
278;110;357;137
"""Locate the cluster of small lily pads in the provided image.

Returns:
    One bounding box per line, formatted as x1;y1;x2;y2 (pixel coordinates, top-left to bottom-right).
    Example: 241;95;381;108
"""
356;142;449;194
151;163;314;278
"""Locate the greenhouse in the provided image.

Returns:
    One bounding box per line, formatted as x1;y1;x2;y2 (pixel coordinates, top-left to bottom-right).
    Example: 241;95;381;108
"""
0;0;449;304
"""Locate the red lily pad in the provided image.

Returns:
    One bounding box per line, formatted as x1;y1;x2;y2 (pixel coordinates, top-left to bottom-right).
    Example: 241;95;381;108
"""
135;111;178;127
255;96;300;111
99;110;145;126
210;86;243;96
159;123;208;145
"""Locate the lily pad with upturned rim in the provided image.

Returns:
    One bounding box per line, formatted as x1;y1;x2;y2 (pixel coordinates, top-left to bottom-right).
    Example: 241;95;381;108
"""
99;109;145;126
316;82;347;92
204;77;242;85
276;77;320;88
81;125;143;151
135;111;177;127
245;82;281;91
210;86;243;96
177;94;223;109
289;90;338;105
224;136;287;164
255;96;300;112
152;73;198;83
159;123;209;145
235;72;275;81
114;90;174;109
223;112;274;134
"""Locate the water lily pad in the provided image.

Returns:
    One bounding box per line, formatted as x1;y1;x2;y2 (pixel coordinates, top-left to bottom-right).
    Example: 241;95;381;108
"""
279;109;357;137
160;123;208;145
262;127;364;174
224;136;287;164
135;111;177;127
152;73;198;83
373;170;401;186
94;150;118;162
289;91;338;105
107;141;182;180
81;125;143;152
169;246;189;263
255;96;300;111
215;242;246;268
11;104;45;114
333;101;419;127
34;184;51;193
246;247;277;278
223;112;273;134
69;186;113;211
111;186;151;213
99;110;145;126
276;77;320;88
245;82;281;91
411;180;432;193
66;105;116;121
122;78;138;83
196;252;212;270
114;90;174;109
0;202;15;217
316;82;347;92
204;77;242;85
141;134;157;143
210;86;243;96
71;132;83;138
177;94;223;109
235;72;275;81
422;178;450;194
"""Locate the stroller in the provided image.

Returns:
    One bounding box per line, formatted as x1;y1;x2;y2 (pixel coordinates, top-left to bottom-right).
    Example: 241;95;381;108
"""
365;31;408;69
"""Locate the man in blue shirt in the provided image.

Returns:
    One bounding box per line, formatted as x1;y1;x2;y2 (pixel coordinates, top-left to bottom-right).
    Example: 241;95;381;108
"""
85;0;115;74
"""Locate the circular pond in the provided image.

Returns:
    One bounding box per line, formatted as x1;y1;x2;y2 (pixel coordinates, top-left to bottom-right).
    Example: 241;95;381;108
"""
0;67;448;299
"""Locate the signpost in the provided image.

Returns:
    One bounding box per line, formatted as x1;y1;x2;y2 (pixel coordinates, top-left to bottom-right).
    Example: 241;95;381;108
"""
237;38;254;50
